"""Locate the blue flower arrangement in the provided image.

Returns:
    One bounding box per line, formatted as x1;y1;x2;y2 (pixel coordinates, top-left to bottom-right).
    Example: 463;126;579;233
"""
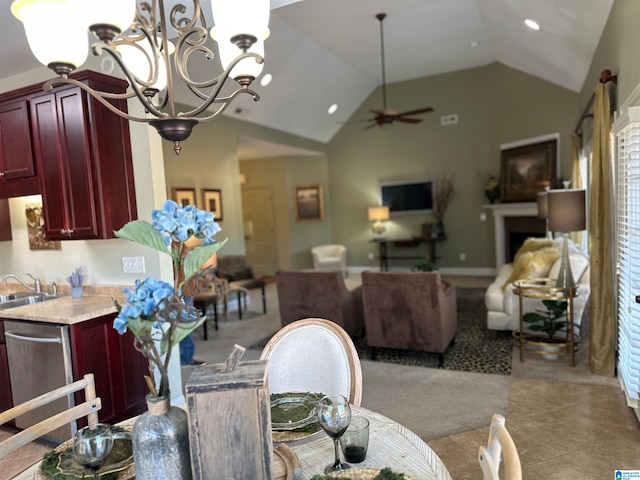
113;200;226;398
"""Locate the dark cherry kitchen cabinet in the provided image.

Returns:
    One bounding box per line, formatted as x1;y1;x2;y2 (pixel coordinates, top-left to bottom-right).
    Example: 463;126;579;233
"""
70;313;148;425
0;320;12;413
29;71;137;240
0;199;11;241
0;99;40;199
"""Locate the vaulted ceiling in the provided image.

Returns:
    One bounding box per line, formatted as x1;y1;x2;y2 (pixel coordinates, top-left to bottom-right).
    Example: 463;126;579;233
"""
1;0;614;153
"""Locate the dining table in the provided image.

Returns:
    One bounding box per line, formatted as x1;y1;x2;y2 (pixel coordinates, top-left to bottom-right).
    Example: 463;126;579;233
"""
288;405;453;480
11;405;453;480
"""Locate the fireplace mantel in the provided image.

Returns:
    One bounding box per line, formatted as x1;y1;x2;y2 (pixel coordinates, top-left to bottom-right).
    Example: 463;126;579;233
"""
484;202;538;269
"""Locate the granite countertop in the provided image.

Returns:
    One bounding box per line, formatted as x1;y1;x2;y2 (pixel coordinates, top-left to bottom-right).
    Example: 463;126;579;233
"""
0;284;129;325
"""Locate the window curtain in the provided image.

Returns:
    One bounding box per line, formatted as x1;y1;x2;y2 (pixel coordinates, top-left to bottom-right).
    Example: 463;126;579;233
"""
570;133;583;247
589;83;615;376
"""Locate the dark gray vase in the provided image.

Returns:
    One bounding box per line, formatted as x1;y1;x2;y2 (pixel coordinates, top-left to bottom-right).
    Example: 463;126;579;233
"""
132;394;192;480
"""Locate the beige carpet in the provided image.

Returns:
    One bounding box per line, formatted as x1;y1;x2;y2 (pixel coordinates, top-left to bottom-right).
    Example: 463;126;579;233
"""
510;337;618;387
358;360;512;441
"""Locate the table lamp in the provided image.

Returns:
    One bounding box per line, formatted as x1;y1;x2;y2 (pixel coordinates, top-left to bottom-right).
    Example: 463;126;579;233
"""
536;186;553;240
368;206;390;239
547;188;586;288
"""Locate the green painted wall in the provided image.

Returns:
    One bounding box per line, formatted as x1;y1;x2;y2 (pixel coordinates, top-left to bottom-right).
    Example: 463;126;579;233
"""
580;0;640;112
328;63;579;270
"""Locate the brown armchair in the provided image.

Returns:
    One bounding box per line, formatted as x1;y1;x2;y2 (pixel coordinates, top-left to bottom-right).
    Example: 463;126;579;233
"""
361;271;457;365
275;271;364;336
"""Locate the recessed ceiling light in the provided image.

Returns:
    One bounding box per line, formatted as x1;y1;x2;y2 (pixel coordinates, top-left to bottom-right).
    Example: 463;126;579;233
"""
328;104;338;115
260;73;273;87
524;18;541;31
469;41;481;48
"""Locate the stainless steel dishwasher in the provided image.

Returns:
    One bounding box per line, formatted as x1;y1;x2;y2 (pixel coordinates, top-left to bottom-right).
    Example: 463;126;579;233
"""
4;320;75;441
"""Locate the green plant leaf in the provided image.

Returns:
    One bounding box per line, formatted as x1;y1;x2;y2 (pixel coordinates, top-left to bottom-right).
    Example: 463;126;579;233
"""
523;312;545;323
173;316;207;345
126;317;151;338
184;239;228;280
114;221;170;257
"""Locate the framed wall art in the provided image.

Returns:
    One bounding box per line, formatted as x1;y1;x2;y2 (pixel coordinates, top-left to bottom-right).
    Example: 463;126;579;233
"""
172;187;196;207
500;138;557;202
294;185;324;221
202;188;223;221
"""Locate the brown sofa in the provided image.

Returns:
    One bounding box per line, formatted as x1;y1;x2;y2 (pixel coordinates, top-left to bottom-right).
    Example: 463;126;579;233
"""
275;271;364;336
361;271;457;365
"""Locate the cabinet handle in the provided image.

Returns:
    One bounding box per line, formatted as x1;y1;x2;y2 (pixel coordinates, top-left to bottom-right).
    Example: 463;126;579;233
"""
0;172;4;177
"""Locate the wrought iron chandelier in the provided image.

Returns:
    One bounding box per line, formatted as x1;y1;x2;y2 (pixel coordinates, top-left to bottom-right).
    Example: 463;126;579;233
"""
11;0;270;154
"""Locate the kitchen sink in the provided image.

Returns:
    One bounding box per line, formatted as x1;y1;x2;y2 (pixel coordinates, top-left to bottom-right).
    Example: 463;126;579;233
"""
0;292;37;302
0;293;60;309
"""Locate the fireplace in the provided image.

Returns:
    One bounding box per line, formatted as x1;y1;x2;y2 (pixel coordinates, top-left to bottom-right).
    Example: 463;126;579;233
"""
485;203;542;269
504;217;546;262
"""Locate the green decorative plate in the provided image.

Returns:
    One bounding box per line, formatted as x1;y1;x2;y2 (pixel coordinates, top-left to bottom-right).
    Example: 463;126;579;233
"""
271;392;321;431
38;426;134;480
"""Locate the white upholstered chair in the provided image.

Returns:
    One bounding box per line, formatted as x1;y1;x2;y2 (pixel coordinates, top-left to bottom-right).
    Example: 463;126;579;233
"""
311;244;348;277
0;373;101;459
478;414;522;480
259;318;362;405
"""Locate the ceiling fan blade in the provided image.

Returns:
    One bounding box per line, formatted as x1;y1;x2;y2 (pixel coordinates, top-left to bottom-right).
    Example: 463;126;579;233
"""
395;107;434;117
396;117;423;124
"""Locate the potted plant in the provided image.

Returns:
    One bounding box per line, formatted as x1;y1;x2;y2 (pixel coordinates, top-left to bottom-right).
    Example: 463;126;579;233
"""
522;299;574;360
412;257;437;272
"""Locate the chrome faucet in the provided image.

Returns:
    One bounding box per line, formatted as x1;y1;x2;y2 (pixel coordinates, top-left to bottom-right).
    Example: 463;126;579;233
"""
2;273;42;293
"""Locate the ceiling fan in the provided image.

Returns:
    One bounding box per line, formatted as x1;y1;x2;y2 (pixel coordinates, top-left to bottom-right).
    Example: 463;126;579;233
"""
366;13;434;129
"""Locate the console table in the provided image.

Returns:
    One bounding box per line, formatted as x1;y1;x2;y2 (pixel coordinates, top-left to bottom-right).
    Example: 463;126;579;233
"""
373;237;445;271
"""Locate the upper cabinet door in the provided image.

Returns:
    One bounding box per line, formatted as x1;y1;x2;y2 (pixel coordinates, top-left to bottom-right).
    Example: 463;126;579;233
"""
29;72;137;240
0;100;35;181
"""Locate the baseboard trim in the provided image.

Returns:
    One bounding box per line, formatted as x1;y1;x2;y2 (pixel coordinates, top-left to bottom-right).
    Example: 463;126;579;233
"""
348;266;497;277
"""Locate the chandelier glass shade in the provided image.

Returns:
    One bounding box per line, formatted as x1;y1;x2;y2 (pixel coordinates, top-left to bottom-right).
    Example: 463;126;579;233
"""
11;0;271;155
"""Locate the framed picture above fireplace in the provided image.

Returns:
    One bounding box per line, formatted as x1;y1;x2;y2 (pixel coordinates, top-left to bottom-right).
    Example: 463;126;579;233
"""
500;138;557;202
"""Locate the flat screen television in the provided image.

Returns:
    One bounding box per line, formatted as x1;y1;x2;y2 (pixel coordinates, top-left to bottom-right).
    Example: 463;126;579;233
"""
380;180;433;214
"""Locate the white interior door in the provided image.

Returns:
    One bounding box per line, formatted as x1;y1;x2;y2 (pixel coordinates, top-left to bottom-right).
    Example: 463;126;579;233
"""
242;186;278;276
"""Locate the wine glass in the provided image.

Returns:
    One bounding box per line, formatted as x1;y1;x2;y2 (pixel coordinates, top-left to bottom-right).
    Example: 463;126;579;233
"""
317;394;352;473
72;423;114;480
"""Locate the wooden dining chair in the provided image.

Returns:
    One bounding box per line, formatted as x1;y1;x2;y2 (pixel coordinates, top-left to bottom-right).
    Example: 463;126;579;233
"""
260;317;363;405
0;373;102;459
478;414;522;480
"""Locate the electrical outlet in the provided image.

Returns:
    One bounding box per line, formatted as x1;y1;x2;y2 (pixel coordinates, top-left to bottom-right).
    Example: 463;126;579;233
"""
459;253;466;262
440;114;459;126
480;212;487;222
368;253;375;261
122;256;145;273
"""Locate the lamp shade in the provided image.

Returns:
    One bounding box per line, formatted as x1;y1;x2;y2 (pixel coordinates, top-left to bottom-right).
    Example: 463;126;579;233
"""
83;0;136;34
118;37;174;91
548;189;586;233
536;191;548;219
12;0;89;70
211;31;265;78
368;206;390;222
211;0;270;43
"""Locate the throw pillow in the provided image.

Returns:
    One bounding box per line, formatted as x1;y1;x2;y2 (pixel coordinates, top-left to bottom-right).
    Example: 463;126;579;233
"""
502;247;561;290
513;237;555;263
